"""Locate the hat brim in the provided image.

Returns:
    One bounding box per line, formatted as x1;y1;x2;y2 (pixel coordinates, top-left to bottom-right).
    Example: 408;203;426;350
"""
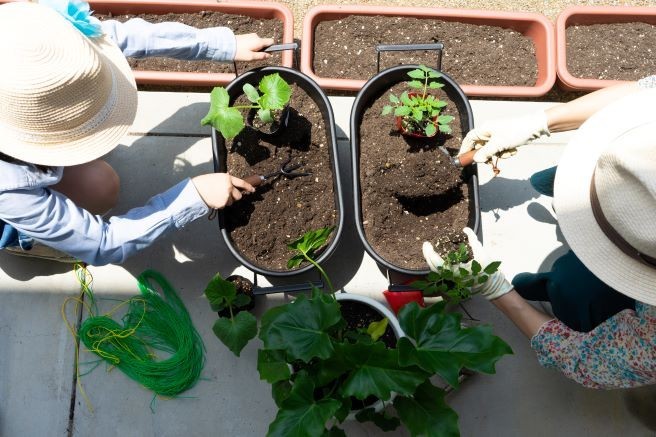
0;34;137;167
554;88;656;306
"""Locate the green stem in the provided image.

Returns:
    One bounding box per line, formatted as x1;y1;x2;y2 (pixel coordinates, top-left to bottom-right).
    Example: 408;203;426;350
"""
304;253;335;294
422;74;428;100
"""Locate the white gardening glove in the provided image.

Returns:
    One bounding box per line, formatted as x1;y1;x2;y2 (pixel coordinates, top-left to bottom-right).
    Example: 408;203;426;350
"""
459;111;550;163
422;228;513;301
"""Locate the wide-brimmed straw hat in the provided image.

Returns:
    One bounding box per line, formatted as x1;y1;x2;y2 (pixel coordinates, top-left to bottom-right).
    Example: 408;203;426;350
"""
0;1;137;166
554;88;656;306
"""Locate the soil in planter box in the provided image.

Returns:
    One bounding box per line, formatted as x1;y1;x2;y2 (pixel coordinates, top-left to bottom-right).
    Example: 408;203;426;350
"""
96;12;283;74
566;22;656;80
314;16;537;87
224;83;337;271
359;83;469;270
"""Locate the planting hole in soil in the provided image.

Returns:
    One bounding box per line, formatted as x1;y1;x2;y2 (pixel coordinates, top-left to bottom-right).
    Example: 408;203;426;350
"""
360;79;470;270
566;22;656;80
96;12;283;74
314;16;537;87
223;81;337;271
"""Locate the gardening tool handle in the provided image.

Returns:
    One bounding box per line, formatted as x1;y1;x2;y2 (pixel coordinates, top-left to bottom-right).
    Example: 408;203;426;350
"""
244;174;265;187
233;43;300;76
455;150;477;168
375;43;444;73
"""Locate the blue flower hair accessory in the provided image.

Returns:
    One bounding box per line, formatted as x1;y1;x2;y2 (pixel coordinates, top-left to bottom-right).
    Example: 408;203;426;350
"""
39;0;102;38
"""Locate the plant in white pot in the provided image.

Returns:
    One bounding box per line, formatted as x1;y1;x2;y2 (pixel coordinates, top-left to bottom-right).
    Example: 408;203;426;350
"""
204;227;512;436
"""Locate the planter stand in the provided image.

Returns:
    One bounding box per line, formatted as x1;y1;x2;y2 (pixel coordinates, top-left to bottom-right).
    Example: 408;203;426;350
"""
211;46;345;290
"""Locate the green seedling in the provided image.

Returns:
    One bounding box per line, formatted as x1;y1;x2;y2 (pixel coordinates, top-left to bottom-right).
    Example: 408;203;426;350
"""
412;243;502;303
382;65;454;137
201;72;292;140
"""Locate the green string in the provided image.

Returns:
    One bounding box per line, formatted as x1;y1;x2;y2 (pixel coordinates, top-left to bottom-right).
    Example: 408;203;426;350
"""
78;270;205;398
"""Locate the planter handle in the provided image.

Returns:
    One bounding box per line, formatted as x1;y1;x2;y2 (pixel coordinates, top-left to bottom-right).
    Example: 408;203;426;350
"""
375;43;444;73
233;43;300;76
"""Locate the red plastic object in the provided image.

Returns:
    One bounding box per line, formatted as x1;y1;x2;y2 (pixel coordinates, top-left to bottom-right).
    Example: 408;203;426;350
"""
556;6;656;91
383;290;425;314
301;5;556;97
19;0;294;87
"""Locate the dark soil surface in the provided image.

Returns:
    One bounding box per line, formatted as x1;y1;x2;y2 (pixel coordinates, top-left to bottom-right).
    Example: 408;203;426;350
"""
313;15;537;87
359;82;470;270
566;22;656;80
96;12;283;74
222;82;337;271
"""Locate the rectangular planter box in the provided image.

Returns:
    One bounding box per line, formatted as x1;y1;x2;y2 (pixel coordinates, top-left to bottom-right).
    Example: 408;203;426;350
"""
2;0;295;86
301;5;556;97
556;6;656;91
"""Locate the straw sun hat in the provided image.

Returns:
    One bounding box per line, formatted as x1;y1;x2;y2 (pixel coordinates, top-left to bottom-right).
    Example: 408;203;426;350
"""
554;88;656;306
0;1;137;166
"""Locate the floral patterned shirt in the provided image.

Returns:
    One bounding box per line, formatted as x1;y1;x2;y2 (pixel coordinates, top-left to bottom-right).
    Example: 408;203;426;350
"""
530;302;656;389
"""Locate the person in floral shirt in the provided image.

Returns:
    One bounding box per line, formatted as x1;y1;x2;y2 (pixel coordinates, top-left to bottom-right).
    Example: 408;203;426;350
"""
424;78;656;389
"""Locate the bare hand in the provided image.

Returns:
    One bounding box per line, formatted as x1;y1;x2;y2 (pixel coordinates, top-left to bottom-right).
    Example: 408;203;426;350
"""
234;33;275;61
191;173;255;209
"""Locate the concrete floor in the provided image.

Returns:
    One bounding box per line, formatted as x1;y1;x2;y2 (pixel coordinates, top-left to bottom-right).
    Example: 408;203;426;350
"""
0;92;653;437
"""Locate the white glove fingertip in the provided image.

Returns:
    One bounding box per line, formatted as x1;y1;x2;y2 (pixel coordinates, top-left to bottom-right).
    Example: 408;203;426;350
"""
422;241;444;272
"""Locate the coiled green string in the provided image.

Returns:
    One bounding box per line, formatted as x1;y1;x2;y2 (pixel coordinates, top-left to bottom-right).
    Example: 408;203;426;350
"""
77;269;205;399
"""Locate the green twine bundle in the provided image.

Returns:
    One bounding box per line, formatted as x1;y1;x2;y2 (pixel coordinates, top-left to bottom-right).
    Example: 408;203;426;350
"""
78;270;205;397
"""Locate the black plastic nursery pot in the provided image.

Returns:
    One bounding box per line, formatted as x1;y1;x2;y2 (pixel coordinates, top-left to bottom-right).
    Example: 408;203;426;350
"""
211;66;344;277
351;64;480;276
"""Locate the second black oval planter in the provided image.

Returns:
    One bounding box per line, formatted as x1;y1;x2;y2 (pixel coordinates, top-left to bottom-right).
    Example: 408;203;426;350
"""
351;65;480;276
211;66;344;277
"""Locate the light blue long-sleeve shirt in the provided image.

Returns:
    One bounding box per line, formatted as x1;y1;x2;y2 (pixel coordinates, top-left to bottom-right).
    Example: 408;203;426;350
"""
0;19;237;265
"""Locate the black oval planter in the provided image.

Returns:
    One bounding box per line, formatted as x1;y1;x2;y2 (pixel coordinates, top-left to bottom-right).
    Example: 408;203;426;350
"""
351;65;480;276
211;66;345;277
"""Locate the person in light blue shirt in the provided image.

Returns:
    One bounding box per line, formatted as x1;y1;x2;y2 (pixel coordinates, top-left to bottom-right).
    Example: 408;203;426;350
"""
0;1;273;265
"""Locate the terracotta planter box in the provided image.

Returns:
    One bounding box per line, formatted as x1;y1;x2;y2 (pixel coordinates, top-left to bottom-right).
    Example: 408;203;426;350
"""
301;5;556;97
85;0;294;86
556;6;656;91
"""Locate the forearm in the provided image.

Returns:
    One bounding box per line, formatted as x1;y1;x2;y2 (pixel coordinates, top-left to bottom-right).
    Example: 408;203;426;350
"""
490;290;553;338
545;82;640;132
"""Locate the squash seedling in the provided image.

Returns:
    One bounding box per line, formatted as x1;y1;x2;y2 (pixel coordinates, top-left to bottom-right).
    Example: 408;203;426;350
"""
382;65;454;137
201;72;292;140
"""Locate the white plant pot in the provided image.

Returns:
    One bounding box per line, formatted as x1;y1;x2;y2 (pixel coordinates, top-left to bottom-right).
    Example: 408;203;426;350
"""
335;292;406;420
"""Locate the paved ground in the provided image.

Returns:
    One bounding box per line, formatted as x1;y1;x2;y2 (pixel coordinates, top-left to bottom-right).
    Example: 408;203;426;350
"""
0;92;653;436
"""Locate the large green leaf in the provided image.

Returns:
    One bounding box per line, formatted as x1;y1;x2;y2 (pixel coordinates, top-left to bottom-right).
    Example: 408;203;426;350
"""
287;227;335;259
201;87;245;139
394;381;459;437
259;73;292;110
337;342;427;401
204;273;236;311
397;302;512;387
212;311;257;357
259;293;342;362
267;373;341;437
258;349;292;383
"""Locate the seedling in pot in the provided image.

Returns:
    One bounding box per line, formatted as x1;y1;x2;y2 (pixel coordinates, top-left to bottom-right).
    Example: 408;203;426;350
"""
201;72;292;140
382;65;454;138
